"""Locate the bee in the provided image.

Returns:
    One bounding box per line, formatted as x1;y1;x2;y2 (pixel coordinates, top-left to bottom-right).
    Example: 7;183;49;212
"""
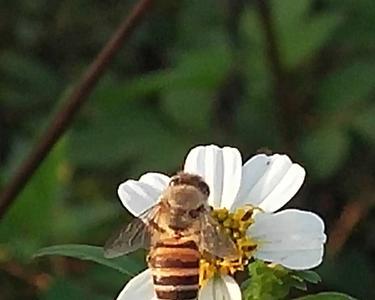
104;172;239;300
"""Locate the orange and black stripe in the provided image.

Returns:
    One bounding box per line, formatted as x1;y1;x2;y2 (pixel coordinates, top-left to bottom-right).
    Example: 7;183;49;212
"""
149;240;200;300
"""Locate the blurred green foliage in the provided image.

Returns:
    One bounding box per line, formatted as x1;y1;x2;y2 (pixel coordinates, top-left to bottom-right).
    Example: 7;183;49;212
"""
243;261;321;300
0;0;374;299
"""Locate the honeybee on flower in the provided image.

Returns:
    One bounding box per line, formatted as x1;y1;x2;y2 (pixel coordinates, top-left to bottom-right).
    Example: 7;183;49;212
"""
107;145;326;300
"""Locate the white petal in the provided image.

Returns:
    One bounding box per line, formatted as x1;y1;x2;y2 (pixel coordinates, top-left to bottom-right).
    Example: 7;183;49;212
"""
232;154;270;209
116;269;156;300
118;172;170;217
221;148;243;210
184;145;223;208
139;172;170;191
234;154;305;212
199;275;241;300
248;209;326;270
184;145;242;209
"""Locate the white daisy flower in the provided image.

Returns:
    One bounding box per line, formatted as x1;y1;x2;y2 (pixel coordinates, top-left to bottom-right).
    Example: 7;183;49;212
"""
115;145;326;300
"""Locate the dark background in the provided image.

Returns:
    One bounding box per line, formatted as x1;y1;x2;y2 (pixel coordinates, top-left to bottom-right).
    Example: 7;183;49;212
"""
0;0;374;299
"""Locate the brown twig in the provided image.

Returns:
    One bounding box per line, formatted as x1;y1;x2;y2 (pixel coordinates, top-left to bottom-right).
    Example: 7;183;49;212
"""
0;0;155;219
327;201;367;256
255;0;283;80
214;0;245;142
327;185;375;256
255;0;295;152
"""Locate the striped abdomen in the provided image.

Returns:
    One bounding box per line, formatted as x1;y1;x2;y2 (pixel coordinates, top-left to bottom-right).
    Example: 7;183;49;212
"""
148;240;200;300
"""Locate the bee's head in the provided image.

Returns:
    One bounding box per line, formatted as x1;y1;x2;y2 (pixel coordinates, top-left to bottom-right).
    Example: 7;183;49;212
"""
162;172;210;230
169;172;210;196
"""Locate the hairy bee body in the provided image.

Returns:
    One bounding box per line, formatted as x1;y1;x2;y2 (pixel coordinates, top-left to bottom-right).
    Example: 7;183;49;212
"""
104;172;239;300
149;239;200;300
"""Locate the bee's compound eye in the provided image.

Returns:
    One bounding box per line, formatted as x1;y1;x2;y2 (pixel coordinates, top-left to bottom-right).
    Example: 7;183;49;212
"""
169;177;180;186
189;205;205;219
189;209;200;219
198;181;210;196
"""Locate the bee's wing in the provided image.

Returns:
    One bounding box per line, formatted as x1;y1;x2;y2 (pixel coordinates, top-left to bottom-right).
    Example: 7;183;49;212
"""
200;214;240;260
104;204;161;258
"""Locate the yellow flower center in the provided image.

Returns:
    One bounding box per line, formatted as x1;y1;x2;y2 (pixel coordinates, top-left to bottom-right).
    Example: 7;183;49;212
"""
199;206;258;285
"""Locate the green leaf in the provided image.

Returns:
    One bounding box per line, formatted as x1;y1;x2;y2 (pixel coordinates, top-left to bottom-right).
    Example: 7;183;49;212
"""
294;270;321;284
40;278;111;300
0;140;66;259
272;0;343;68
169;46;231;89
34;244;144;276
52;202;119;240
97;45;231;102
243;261;324;300
69;98;191;172
243;261;295;300
317;62;375;114
279;13;343;69
289;275;307;291
352;105;375;145
0;51;61;106
300;128;350;179
295;292;357;300
175;0;225;49
161;88;213;132
70;46;230;171
273;0;311;23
